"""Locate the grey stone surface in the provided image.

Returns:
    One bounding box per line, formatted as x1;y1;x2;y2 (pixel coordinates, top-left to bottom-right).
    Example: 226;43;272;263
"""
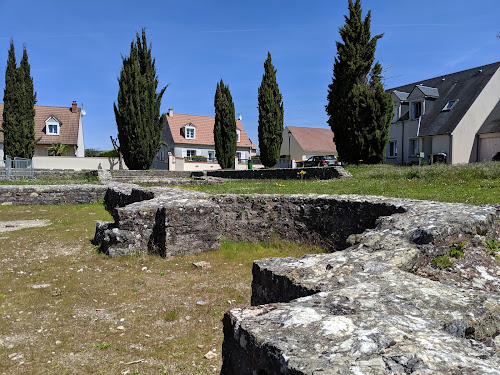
93;183;220;257
89;184;500;373
207;165;352;180
222;199;500;374
0;184;107;205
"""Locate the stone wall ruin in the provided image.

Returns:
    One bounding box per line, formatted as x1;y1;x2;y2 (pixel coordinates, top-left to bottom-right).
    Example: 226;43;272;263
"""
91;183;500;374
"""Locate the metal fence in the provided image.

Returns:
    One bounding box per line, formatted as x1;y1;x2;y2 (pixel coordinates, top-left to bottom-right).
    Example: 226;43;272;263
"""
0;155;34;179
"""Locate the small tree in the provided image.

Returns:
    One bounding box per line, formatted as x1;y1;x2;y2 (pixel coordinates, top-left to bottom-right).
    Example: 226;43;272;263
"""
214;79;237;169
326;0;392;164
113;28;166;170
2;41;37;159
47;142;68;156
258;52;284;168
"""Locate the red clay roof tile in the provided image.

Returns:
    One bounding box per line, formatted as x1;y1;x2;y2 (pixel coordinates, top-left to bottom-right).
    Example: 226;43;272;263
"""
167;112;256;149
0;103;80;145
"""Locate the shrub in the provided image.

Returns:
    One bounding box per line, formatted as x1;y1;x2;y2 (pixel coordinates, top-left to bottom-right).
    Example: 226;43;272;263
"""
100;149;118;158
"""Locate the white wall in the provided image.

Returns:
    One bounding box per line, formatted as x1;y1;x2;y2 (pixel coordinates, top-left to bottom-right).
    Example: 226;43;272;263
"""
452;67;500;163
32;156;128;170
479;133;500;161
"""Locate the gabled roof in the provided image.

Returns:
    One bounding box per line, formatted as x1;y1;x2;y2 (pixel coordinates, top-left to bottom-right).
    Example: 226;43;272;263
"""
392;90;409;102
411;85;439;98
388;61;500;136
166;113;256;150
287;126;336;153
0;103;81;145
478;99;500;134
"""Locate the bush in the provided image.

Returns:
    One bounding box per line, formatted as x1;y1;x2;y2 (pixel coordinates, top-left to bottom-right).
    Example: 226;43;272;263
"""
85;148;101;157
100;149;118;158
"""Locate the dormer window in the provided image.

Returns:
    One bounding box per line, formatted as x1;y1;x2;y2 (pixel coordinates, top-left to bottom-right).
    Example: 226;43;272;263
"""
236;129;241;142
442;100;458;111
411;101;422;120
184;124;196;139
45;116;60;135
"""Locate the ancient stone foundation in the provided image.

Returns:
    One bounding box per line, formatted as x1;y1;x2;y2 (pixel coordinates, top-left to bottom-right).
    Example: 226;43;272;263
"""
91;183;500;374
0;184;107;205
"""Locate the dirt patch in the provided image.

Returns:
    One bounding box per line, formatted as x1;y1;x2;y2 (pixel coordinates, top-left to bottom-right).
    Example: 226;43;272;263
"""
0;220;51;232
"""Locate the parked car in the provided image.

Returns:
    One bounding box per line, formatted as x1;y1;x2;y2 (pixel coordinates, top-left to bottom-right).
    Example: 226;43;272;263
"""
492;151;500;161
301;155;341;167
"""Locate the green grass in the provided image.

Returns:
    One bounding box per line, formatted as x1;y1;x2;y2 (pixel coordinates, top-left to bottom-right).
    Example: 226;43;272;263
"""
189;162;500;205
0;203;324;375
432;241;466;269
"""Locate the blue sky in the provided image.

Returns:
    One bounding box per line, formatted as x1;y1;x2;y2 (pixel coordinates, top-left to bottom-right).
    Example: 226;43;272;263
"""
1;0;499;151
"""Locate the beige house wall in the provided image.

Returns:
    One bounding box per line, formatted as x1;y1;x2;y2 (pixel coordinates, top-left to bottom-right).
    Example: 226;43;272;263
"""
431;135;451;155
386;122;403;164
32;156;127;170
280;132;305;160
168;155;264;172
479;133;500;161
452;67;500;164
35;144;78;157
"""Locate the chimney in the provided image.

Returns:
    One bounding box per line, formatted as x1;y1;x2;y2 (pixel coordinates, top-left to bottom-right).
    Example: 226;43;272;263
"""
71;101;78;113
168;108;173;117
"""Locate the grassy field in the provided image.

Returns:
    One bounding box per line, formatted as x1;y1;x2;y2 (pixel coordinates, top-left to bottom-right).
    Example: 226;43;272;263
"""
0;203;323;374
191;162;500;205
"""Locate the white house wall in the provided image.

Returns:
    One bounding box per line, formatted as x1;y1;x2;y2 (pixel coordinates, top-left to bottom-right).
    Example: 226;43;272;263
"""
387;122;403;164
479;133;500;161
452;67;500;163
431;135;450;156
76;113;85;157
0;143;3;161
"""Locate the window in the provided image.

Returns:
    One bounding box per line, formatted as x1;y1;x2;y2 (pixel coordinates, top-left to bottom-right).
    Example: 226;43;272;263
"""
45;117;60;135
186;150;196;158
411;101;422;119
388;141;397;158
208;151;215;161
236;129;241;142
409;138;419;157
186;127;195;139
442;100;457;111
392;105;400;123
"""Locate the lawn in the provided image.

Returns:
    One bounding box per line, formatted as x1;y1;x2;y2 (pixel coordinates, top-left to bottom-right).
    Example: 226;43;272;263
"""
191;162;500;205
0;202;323;374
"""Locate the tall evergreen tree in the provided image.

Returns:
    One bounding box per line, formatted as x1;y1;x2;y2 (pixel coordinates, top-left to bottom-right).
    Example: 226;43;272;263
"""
214;79;237;169
326;0;393;164
114;28;166;170
18;46;37;158
258;52;284;168
2;40;36;159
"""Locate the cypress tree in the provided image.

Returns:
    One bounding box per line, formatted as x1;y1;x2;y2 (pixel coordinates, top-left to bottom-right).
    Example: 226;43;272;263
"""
3;40;37;159
326;0;392;164
18;46;37;159
114;28;166;170
258;52;284;168
2;41;37;159
213;79;237;169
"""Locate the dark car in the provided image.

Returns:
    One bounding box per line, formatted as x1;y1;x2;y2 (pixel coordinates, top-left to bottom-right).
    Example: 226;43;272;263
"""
302;155;341;167
493;151;500;161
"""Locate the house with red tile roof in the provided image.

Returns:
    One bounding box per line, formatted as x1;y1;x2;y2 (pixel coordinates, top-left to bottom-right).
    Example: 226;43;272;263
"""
0;101;85;159
155;108;256;169
280;125;337;161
